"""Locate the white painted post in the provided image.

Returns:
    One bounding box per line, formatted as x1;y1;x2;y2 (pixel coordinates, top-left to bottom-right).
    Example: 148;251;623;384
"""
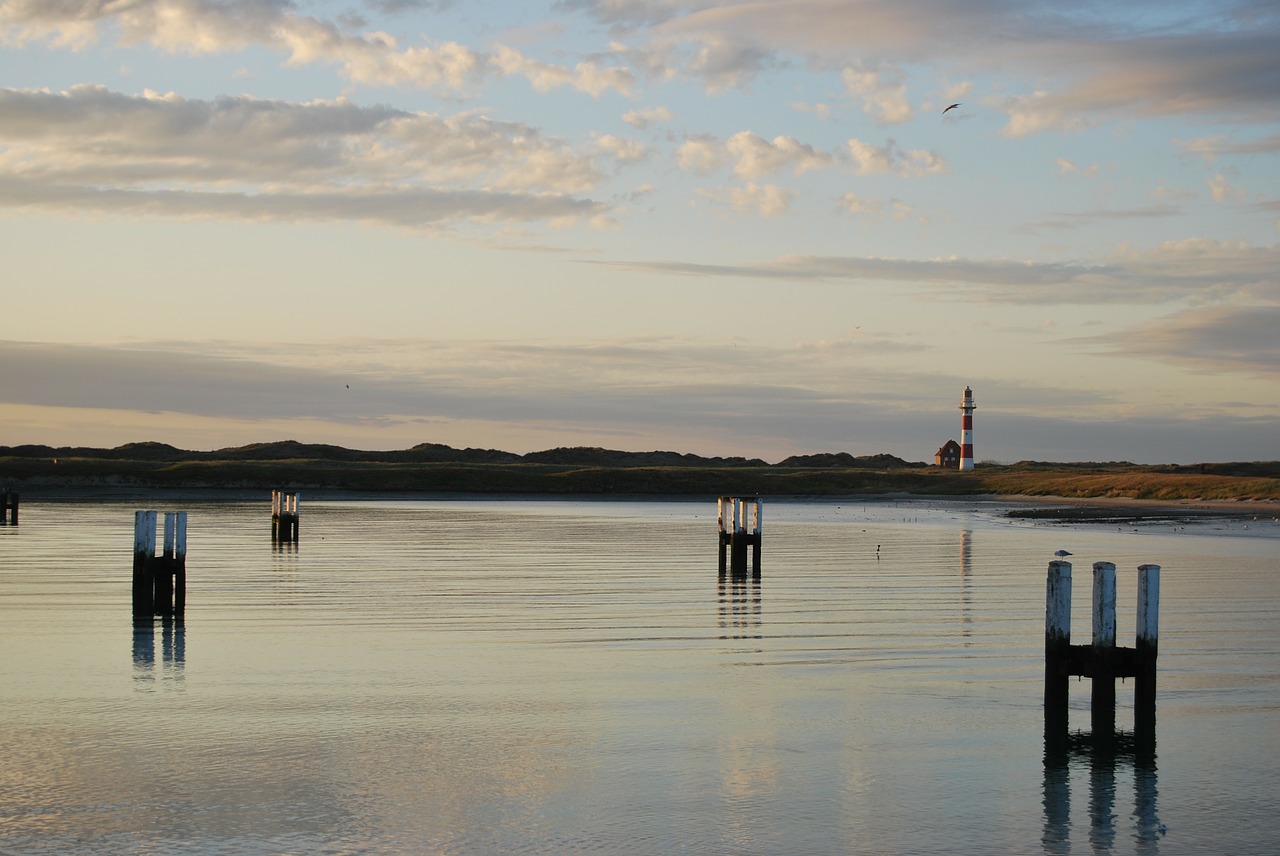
1092;561;1118;736
174;512;188;561
132;510;157;617
1046;561;1072;645
174;511;187;615
1092;562;1117;649
1045;560;1072;726
751;498;762;575
1136;564;1159;648
1136;564;1160;718
135;510;157;561
717;497;729;574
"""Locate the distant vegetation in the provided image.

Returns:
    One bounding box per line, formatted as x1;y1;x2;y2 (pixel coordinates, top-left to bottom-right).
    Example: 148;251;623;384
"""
2;441;1279;501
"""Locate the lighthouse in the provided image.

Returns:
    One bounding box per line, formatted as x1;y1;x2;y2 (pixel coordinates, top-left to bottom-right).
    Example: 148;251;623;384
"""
958;386;976;471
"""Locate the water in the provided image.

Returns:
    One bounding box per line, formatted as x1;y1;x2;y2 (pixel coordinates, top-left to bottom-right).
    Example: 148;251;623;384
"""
1;497;1277;854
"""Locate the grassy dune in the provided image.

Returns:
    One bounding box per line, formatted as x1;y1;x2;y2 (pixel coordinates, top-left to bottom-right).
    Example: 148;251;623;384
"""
3;443;1278;502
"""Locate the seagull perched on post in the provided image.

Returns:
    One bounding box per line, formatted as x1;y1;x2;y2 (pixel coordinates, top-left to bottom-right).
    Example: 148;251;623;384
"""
1054;549;1072;558
942;103;961;114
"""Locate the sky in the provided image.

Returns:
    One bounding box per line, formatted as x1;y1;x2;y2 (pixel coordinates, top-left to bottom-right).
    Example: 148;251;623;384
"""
1;0;1278;465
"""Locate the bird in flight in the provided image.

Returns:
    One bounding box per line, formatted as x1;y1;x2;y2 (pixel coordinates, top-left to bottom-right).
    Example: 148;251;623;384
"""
942;103;961;114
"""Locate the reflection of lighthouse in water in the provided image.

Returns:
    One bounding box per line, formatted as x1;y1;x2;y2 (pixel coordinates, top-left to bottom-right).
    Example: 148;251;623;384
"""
959;386;976;471
959;529;972;641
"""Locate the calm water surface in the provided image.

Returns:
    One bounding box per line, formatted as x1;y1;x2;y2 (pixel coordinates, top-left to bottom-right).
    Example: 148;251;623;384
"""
2;497;1277;854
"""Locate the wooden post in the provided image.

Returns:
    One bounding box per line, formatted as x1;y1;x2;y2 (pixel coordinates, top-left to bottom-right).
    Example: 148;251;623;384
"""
747;501;757;573
1;491;17;525
1091;562;1118;737
731;498;748;573
154;512;176;616
1135;564;1160;736
133;510;157;617
173;512;187;615
1044;560;1072;734
717;497;727;574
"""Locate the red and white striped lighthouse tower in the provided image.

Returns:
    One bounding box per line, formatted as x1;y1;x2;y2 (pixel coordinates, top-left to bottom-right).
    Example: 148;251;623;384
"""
958;386;976;471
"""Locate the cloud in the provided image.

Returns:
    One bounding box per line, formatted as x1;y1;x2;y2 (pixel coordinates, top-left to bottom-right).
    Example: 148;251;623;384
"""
729;182;790;218
590;133;650;165
1208;173;1247;203
675;134;725;174
790;101;831;120
1177;133;1280;162
724;131;834;179
621;105;674;128
675;131;933;182
0;0;634;96
683;35;777;92
842;65;912;124
8;0;1275;132
0;85;612;229
490;44;635;96
0;334;942;458
1097;305;1280;379
838;193;922;223
1017;204;1183;234
694;181;791;218
5;335;1278;463
592;239;1280;305
846;138;945;177
589;1;1280;128
1055;158;1098;177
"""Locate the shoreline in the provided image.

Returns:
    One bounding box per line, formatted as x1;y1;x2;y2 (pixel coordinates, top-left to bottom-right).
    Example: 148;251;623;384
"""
7;485;1276;522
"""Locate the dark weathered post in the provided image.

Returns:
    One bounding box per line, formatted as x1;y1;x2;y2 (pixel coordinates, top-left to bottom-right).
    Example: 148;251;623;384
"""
1;491;17;525
173;512;188;615
133;510;158;617
731;498;748;573
1044;559;1072;735
159;512;187;615
751;499;762;575
1134;564;1160;737
717;497;728;574
154;513;175;616
1091;562;1118;737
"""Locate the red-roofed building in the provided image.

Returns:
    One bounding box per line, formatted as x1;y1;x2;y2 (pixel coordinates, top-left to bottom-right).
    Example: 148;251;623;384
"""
935;439;961;469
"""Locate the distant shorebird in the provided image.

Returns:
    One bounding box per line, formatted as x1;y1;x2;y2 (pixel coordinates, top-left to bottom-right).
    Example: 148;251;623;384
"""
942;103;961;114
1053;549;1072;558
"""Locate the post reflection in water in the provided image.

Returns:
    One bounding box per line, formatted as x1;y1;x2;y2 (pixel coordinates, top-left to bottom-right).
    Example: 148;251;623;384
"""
132;615;186;686
1042;727;1162;854
717;572;761;641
